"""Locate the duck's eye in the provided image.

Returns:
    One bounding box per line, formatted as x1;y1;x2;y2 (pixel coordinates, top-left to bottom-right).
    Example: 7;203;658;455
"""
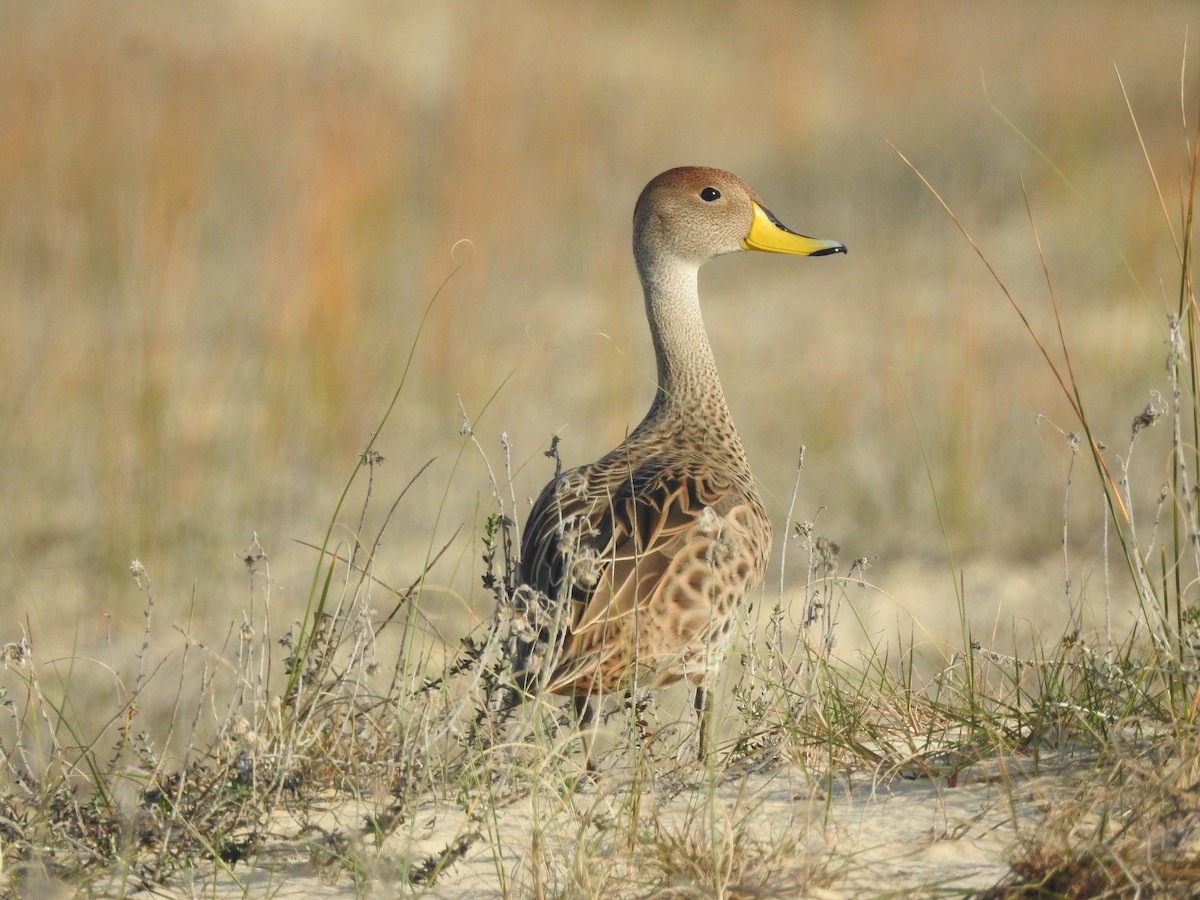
700;187;721;202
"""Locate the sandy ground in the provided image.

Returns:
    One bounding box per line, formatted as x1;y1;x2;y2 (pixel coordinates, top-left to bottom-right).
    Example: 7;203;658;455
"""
110;750;1077;899
9;561;1112;899
11;558;1095;898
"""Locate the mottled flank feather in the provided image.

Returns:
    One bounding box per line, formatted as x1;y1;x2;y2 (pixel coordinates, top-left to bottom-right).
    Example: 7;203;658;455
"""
515;424;770;698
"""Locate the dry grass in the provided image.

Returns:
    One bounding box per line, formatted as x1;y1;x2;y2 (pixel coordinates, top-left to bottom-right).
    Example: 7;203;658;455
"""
2;2;1200;897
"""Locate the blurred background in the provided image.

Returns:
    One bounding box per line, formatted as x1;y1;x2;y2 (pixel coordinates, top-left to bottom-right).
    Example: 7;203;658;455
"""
2;1;1197;711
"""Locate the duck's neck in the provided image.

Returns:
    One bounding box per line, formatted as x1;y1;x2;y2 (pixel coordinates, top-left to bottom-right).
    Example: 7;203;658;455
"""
637;254;741;447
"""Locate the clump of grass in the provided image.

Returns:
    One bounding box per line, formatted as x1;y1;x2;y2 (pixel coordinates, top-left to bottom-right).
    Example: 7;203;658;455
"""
0;270;481;894
985;730;1200;898
0;419;538;894
630;802;836;899
894;64;1200;896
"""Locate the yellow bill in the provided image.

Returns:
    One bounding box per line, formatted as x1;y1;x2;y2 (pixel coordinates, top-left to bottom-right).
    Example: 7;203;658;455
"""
743;201;847;256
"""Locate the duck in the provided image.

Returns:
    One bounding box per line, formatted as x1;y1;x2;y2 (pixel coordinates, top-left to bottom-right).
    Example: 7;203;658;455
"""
501;166;845;770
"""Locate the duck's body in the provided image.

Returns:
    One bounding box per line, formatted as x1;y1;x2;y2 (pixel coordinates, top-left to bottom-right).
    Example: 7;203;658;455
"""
518;400;769;698
506;167;845;763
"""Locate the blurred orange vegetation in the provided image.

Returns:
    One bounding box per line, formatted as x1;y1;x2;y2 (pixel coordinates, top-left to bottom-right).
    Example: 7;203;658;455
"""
0;1;1196;640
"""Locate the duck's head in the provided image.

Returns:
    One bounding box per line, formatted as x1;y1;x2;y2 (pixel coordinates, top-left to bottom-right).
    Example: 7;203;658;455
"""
632;166;846;269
